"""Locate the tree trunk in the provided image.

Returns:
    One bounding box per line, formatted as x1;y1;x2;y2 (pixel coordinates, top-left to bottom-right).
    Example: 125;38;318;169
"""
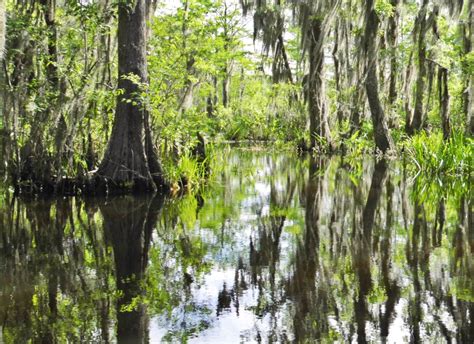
178;0;198;112
308;18;331;150
98;0;164;192
41;0;58;90
387;0;400;106
0;0;4;60
222;68;230;108
0;0;6;173
271;0;293;85
279;33;293;84
21;0;59;183
406;0;429;135
333;24;344;127
466;0;474;135
438;67;450;140
364;0;393;153
347;2;364;134
180;67;196;111
222;1;230;108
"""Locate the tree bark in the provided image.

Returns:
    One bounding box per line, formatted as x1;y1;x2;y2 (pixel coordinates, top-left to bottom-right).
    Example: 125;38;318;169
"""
438;67;451;140
308;18;331;150
333;24;344;126
346;1;364;134
278;33;293;84
364;0;394;153
21;0;59;182
387;0;400;106
0;0;5;59
41;0;58;90
466;0;474;135
98;0;164;192
178;0;198;112
222;1;230;108
406;0;429;135
0;0;6;173
271;0;293;85
222;69;230;108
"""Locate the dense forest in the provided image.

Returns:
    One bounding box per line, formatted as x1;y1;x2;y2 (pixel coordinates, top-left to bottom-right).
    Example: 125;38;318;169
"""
0;0;472;193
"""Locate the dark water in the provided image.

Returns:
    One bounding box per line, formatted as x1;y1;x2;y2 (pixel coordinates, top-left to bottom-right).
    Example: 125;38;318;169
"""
0;147;472;343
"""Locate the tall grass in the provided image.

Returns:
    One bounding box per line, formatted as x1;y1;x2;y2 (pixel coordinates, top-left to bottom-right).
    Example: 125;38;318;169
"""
404;131;472;178
161;144;229;193
403;131;472;199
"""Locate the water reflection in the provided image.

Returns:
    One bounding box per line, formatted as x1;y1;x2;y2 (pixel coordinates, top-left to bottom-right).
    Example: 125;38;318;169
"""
0;148;472;343
102;196;165;343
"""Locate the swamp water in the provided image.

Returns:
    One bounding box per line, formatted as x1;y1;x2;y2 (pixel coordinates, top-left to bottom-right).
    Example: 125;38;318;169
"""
0;147;472;343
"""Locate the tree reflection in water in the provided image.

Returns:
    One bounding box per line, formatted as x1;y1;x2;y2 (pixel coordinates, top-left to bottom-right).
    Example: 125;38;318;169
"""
101;196;165;343
0;148;472;343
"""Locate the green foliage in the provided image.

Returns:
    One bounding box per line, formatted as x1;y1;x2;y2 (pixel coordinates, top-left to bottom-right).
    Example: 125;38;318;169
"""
162;153;208;191
375;0;394;17
1;0;473;191
464;51;474;76
404;131;472;201
210;76;305;142
405;131;471;179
